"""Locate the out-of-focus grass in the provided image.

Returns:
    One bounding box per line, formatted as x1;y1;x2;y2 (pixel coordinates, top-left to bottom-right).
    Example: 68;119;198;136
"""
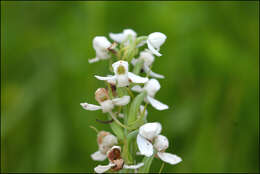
1;1;259;173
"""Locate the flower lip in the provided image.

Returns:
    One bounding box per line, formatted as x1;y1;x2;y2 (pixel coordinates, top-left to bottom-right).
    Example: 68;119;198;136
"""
157;152;182;165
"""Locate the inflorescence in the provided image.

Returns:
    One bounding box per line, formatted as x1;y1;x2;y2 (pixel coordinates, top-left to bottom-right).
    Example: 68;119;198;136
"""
80;29;182;173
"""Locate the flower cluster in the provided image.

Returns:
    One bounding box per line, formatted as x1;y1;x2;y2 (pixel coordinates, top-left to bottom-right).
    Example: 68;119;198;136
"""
81;29;182;173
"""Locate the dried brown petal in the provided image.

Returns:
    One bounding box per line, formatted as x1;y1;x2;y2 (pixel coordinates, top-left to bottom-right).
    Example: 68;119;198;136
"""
111;158;124;171
97;131;110;145
95;88;110;103
107;147;121;161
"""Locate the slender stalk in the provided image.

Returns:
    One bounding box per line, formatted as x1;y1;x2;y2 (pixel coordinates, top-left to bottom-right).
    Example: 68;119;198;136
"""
89;125;99;133
159;162;165;174
126;87;135;99
109;112;129;129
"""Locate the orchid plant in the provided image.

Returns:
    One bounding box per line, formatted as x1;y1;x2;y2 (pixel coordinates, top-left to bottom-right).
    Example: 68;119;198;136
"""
81;29;182;173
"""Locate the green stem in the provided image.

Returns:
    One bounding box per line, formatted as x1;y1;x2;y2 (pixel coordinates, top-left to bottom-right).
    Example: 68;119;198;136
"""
89;125;99;134
159;162;165;173
126;87;135;99
109;112;129;129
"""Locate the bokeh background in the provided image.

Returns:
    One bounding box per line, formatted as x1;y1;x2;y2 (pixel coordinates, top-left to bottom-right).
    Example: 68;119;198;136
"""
1;1;259;173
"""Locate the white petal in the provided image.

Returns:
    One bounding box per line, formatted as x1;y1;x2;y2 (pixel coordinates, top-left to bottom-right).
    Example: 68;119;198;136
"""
139;122;162;140
94;163;115;174
101;134;118;148
93;36;111;50
143;79;161;97
124;163;144;169
149;70;165;79
123;29;137;38
143;65;164;79
146;96;168;111
80;103;101;111
136;134;153;157
131;85;143;93
108;145;121;153
147;32;167;48
88;57;100;63
91;151;107;161
112;96;130;106
109;33;125;43
110;29;136;43
157;152;182;165
154;135;169;152
147;40;162;57
128;72;148;84
116;74;129;87
95;75;116;84
140;51;155;67
100;100;114;113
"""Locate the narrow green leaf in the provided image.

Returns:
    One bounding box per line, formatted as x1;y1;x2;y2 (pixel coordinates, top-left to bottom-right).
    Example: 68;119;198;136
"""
127;129;139;140
109;115;124;141
127;91;147;125
136;36;148;46
128;103;148;130
139;151;156;173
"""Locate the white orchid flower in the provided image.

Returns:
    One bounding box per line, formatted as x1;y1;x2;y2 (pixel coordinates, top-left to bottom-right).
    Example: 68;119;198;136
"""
80;88;130;113
137;122;162;157
89;36;112;63
95;60;149;87
94;146;144;173
109;29;137;44
131;50;165;79
137;123;182;165
147;32;167;57
91;131;118;161
131;79;168;110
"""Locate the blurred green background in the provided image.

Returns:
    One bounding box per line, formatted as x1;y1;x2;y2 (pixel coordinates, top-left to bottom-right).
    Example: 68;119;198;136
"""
1;1;259;173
